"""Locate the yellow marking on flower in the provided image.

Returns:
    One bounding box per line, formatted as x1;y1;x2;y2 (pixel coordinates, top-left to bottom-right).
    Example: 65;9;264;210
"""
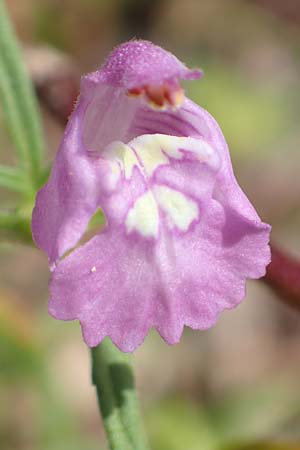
130;135;171;176
168;88;184;108
130;134;218;177
105;135;218;184
91;266;97;273
105;141;138;180
154;186;199;231
104;134;218;238
125;191;159;237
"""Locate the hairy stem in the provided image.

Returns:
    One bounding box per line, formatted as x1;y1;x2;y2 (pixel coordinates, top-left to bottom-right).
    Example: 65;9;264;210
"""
91;338;150;450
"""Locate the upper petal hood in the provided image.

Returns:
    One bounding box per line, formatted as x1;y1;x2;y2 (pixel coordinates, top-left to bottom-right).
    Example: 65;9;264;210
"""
85;40;202;88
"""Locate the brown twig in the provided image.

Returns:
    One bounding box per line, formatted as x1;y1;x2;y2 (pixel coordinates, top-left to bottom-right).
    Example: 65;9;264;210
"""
25;46;79;125
250;0;300;26
263;245;300;311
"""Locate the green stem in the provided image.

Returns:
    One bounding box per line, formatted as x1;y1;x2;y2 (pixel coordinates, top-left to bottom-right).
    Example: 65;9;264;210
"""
91;338;150;450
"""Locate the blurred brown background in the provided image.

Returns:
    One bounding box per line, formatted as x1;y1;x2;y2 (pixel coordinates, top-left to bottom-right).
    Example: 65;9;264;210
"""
1;1;300;449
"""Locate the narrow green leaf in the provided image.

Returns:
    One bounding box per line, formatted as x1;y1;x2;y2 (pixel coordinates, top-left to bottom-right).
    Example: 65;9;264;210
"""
0;164;30;192
0;209;32;243
0;0;44;185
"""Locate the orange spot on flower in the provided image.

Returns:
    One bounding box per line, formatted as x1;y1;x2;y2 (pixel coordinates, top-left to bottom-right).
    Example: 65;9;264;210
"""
127;80;185;110
127;87;145;97
144;84;166;108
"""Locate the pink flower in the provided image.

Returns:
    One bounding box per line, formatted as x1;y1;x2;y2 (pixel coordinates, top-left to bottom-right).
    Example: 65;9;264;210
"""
32;41;271;352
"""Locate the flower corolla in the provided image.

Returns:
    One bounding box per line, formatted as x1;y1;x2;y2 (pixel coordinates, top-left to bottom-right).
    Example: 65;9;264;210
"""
32;41;271;352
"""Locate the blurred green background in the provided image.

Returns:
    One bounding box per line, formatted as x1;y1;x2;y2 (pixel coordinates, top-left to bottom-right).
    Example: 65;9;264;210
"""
1;0;300;449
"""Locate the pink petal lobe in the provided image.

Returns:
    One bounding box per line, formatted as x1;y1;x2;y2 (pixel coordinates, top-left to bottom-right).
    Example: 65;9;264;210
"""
32;102;100;266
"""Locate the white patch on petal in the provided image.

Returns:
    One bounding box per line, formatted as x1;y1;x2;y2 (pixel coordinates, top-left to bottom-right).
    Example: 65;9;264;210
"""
173;136;220;170
103;134;219;184
129;135;174;176
154;186;199;231
125;191;159;237
130;134;219;176
102;134;218;238
104;141;138;179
